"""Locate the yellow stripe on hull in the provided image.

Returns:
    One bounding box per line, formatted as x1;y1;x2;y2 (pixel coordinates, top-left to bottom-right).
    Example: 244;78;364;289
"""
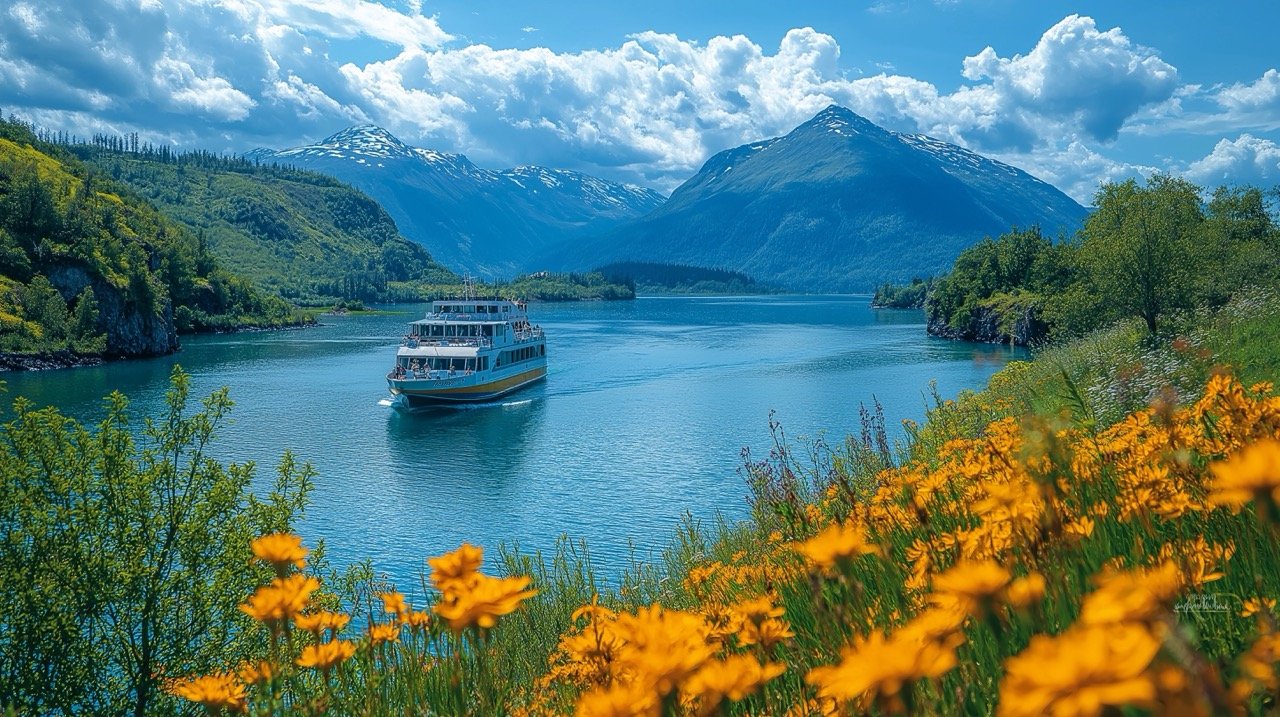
394;366;546;402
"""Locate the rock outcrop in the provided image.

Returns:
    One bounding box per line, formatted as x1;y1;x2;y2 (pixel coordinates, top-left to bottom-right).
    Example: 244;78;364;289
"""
47;264;178;358
926;303;1047;347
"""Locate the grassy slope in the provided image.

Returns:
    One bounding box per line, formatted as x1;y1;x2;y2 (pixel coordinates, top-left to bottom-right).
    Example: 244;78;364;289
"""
75;148;459;303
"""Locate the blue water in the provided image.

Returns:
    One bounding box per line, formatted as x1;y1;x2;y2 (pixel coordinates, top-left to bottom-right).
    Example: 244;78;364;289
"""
2;295;1021;588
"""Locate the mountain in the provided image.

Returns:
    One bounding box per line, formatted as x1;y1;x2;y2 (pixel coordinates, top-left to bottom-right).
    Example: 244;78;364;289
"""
546;106;1089;291
74;145;458;304
252;126;666;276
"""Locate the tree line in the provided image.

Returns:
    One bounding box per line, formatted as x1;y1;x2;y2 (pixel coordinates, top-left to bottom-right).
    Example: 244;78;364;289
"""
901;177;1280;343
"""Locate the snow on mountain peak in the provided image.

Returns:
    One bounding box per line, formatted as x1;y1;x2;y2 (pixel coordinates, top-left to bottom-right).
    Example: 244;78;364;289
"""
807;105;877;136
274;125;418;162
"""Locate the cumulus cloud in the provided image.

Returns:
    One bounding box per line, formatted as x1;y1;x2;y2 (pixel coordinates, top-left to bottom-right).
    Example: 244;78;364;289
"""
1216;69;1280;113
958;14;1178;146
1185;134;1280;186
247;0;451;49
0;5;1252;201
0;0;441;144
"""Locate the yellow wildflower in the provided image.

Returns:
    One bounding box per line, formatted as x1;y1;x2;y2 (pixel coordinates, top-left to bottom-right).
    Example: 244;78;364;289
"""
1064;516;1095;541
1079;562;1182;625
1005;573;1046;609
428;543;485;596
783;697;839;717
239;574;320;625
293;610;350;635
806;625;957;709
1241;597;1277;618
367;622;400;645
998;623;1160;717
575;681;659;717
683;654;784;713
433;574;538;632
930;560;1011;616
404;609;432;629
1208;439;1280;513
611;605;718;696
1233;631;1280;701
236;660;273;686
167;672;247;712
380;591;408;617
296;639;356;671
793;521;879;572
250;533;308;572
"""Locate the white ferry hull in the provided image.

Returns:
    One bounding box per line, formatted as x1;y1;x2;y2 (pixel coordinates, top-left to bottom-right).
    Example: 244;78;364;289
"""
388;364;547;407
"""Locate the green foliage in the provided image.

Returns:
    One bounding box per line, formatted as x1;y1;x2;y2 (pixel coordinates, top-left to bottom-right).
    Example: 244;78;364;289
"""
0;117;310;356
871;276;933;308
0;367;314;715
486;271;635;301
70;142;459;304
921;178;1280;344
923;226;1068;342
1078;175;1205;333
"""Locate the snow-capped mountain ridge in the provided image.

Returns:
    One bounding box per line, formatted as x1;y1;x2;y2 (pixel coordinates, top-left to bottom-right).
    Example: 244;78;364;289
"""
248;126;666;275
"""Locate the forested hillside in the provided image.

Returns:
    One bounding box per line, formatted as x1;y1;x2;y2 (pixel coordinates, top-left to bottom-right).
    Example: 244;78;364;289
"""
0;116;307;361
70;140;459;305
907;177;1280;344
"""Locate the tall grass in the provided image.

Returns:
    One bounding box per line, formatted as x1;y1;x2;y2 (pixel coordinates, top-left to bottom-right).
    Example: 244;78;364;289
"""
167;290;1280;716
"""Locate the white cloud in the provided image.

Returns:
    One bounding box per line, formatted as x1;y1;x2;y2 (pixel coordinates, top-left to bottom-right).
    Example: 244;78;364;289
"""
958;14;1178;145
1185;134;1280;187
521;26;538;34
1216;69;1280;113
0;6;1266;202
245;0;451;49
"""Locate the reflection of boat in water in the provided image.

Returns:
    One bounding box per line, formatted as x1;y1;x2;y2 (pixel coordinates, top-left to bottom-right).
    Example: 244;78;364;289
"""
386;288;547;408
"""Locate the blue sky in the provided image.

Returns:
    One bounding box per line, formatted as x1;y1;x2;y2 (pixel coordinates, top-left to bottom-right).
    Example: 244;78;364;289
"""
2;1;1277;201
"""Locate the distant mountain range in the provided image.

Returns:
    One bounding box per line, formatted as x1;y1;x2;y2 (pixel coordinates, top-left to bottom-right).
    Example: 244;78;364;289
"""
544;106;1089;291
248;127;665;276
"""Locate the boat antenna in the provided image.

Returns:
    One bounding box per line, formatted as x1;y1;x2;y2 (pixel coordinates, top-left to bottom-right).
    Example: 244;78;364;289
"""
462;274;476;301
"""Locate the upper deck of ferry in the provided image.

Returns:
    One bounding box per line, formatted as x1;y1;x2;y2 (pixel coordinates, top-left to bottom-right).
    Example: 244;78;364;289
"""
420;299;528;323
401;297;542;351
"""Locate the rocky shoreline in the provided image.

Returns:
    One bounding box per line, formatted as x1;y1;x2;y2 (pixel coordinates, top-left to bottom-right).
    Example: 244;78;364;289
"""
925;304;1047;347
1;321;320;373
0;350;106;372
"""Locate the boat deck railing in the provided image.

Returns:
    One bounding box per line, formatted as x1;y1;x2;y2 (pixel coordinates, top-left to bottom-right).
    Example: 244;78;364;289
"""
387;368;477;381
401;336;492;348
424;310;523;321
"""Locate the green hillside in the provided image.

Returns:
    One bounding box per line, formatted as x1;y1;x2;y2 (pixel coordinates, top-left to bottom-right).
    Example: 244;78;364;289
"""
0;117;307;360
70;141;459;305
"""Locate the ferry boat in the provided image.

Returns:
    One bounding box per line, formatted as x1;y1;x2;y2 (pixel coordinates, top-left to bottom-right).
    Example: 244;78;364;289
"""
386;290;547;408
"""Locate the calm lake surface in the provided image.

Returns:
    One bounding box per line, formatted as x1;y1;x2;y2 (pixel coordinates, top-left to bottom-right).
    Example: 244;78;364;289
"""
4;295;1021;589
